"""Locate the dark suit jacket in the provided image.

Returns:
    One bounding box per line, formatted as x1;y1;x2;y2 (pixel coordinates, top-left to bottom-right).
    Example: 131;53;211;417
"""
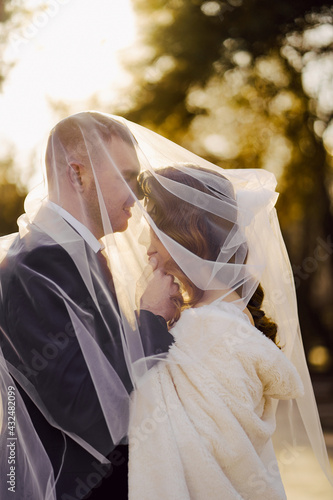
0;210;173;499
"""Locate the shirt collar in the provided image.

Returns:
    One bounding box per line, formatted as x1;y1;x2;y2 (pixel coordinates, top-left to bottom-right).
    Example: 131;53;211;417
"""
47;201;102;253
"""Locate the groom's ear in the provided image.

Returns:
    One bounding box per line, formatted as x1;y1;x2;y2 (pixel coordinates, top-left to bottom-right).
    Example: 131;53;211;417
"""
68;162;84;191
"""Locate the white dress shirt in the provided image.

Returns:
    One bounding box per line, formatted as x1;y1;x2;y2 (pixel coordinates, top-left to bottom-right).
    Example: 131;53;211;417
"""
47;201;102;253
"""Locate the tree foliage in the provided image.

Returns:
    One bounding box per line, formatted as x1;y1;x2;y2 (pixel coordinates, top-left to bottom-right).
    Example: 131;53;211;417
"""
118;0;333;368
0;1;29;234
121;1;331;132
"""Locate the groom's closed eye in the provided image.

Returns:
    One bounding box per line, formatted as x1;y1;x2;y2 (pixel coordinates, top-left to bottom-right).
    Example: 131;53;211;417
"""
122;169;144;198
122;169;137;179
122;169;140;183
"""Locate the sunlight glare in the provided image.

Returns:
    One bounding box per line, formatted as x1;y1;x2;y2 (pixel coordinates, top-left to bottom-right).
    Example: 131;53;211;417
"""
0;0;137;187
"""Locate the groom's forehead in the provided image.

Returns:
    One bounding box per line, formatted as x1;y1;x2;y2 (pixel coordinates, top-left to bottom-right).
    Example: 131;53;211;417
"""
99;136;140;175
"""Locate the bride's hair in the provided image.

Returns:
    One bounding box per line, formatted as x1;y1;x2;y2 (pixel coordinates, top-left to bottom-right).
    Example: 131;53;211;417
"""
139;165;278;344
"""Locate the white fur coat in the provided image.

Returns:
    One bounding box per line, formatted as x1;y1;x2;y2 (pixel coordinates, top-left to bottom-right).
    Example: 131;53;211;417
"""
129;300;304;500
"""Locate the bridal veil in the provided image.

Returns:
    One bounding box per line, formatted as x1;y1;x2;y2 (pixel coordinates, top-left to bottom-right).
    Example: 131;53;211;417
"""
0;111;331;498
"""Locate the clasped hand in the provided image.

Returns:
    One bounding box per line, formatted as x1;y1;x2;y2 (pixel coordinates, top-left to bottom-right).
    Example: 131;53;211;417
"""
138;257;180;323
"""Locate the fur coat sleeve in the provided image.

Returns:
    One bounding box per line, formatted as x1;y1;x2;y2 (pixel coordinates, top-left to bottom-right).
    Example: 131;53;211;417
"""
128;301;304;500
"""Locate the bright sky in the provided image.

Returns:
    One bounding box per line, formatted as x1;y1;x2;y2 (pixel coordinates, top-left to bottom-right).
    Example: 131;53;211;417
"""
0;0;137;187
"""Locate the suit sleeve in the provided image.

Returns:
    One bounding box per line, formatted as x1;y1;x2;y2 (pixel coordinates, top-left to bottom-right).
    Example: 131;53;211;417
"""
139;310;174;357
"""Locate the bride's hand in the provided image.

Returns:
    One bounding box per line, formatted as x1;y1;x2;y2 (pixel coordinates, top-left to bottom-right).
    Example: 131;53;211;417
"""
138;257;180;322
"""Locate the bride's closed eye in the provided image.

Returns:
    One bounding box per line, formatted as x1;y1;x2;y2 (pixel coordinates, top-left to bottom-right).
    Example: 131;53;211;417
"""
145;198;157;216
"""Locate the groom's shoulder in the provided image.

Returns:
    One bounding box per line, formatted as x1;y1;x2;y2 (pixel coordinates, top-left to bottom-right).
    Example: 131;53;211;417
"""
1;230;78;285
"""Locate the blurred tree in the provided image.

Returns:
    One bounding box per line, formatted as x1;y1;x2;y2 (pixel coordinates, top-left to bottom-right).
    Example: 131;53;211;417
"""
0;0;34;87
120;1;330;135
0;0;14;87
0;0;34;235
117;0;333;368
0;155;26;236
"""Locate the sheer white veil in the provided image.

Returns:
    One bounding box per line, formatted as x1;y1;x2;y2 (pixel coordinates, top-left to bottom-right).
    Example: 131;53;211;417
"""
0;111;331;498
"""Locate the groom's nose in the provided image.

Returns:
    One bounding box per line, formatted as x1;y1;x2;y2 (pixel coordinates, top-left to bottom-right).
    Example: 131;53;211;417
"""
125;179;144;205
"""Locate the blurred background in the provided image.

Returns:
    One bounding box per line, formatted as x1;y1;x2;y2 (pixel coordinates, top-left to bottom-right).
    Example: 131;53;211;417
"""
0;0;332;496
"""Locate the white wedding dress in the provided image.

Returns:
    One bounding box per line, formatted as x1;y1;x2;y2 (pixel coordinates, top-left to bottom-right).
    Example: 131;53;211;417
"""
128;300;304;500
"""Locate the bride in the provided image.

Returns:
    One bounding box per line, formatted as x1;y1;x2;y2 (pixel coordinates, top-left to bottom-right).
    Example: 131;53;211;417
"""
128;165;304;499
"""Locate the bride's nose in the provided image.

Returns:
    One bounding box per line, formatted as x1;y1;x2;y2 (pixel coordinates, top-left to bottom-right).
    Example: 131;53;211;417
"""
138;229;150;247
146;242;156;257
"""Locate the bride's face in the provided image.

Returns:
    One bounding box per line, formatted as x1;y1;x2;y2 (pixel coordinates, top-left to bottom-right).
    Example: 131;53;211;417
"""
147;228;171;271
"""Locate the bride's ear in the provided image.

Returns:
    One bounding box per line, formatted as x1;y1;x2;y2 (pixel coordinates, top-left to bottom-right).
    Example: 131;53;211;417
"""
68;162;84;191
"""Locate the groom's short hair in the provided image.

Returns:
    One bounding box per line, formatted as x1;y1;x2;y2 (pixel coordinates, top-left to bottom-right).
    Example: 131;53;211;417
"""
45;112;135;186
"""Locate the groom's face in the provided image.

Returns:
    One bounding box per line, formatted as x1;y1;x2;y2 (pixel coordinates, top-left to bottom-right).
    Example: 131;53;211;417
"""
91;136;141;234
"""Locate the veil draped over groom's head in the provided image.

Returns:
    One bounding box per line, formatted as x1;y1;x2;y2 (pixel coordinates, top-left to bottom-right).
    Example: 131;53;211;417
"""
0;111;331;498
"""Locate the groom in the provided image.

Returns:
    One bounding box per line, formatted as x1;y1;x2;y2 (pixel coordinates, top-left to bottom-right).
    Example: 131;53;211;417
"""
0;112;177;499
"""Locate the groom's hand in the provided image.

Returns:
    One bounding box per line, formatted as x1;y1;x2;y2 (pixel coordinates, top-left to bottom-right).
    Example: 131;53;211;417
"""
139;258;179;322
